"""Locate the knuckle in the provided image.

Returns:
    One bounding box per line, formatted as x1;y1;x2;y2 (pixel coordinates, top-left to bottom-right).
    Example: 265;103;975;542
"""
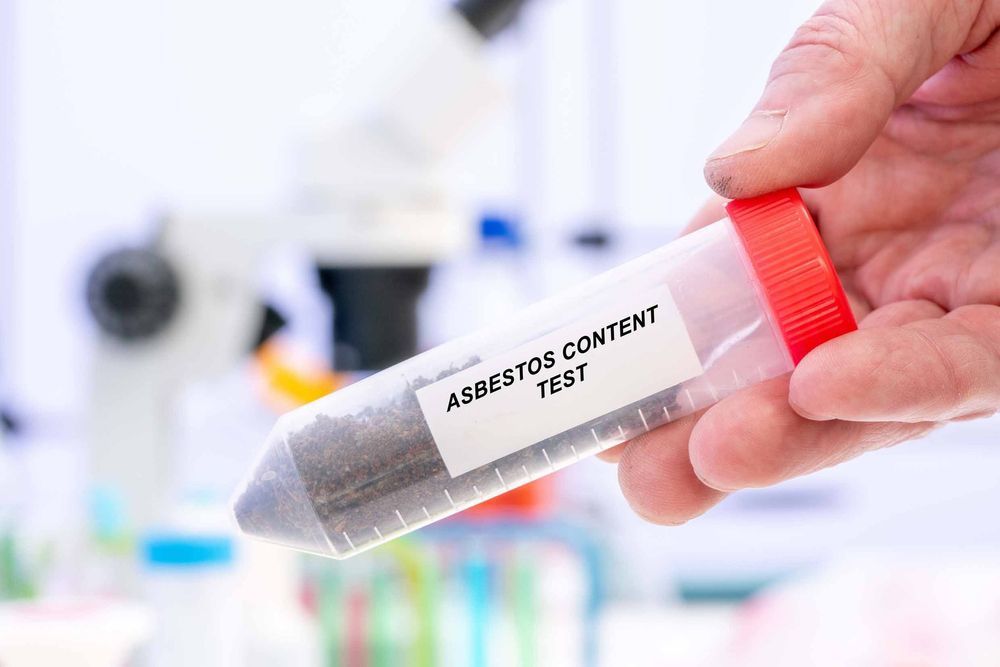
773;2;901;104
909;322;999;416
950;304;1000;330
947;305;1000;389
783;10;869;75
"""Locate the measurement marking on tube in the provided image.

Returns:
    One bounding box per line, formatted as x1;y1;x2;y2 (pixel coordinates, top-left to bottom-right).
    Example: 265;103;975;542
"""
542;448;554;470
757;365;766;381
343;532;356;551
522;464;531;481
496;468;508;490
638;409;649;432
684;388;695;410
317;525;339;555
618;425;626;441
709;384;718;401
422;506;431;519
570;445;580;460
663;406;672;421
395;509;408;528
732;369;740;386
444;489;456;508
373;526;383;540
473;485;482;497
591;428;604;450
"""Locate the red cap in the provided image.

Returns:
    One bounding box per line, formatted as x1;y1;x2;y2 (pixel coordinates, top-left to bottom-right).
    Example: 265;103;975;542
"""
726;188;857;365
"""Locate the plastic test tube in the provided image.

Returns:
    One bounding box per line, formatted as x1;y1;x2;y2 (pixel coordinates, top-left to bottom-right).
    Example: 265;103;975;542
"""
233;189;857;560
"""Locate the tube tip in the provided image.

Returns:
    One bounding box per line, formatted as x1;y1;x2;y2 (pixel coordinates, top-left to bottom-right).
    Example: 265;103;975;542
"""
231;426;336;557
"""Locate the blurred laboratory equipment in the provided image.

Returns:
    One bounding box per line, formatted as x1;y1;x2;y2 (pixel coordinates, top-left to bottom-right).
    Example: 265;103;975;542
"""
83;0;530;535
306;517;600;667
142;531;242;667
303;0;528;369
0;425;10;527
0;423;43;603
420;212;532;346
0;598;152;667
83;486;135;594
0;409;15;450
719;554;1000;667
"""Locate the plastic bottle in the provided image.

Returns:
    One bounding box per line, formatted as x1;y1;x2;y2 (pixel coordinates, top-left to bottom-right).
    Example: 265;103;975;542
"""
233;189;857;559
142;532;242;667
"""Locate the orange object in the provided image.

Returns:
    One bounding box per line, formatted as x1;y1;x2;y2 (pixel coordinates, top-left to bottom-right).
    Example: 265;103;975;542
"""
462;476;554;518
253;338;347;411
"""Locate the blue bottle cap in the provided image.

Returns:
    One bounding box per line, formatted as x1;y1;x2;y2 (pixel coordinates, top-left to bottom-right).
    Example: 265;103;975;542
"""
142;533;234;568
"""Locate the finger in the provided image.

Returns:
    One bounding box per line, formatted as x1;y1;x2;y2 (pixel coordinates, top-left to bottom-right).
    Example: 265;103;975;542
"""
682;195;728;235
704;0;990;199
790;305;1000;423
914;20;1000;107
859;299;947;328
617;412;727;525
689;376;937;492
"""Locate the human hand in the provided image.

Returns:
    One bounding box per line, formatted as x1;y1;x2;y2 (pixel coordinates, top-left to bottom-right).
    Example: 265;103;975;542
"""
609;0;1000;524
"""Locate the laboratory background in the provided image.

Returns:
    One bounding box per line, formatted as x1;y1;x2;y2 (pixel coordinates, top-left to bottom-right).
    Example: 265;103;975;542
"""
2;0;1000;665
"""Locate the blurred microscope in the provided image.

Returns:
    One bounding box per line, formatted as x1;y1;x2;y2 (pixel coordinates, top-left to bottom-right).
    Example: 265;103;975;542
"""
83;0;530;532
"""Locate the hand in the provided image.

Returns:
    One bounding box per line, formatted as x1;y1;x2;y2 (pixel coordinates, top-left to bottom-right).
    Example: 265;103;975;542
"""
608;0;1000;524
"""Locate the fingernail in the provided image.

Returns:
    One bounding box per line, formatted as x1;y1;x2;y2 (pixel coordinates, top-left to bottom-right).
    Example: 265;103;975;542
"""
708;110;786;161
692;466;737;493
788;397;833;422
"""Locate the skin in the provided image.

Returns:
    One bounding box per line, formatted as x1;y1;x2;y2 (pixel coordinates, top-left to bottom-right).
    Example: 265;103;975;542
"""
604;0;1000;525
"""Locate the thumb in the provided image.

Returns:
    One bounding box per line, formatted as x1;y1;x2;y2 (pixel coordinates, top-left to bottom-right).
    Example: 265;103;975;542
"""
705;0;988;199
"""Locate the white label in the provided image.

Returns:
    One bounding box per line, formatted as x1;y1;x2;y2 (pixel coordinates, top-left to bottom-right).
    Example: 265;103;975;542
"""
415;285;703;477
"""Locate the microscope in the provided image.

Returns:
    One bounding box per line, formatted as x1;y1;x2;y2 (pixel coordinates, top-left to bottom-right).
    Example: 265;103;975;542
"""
84;0;531;530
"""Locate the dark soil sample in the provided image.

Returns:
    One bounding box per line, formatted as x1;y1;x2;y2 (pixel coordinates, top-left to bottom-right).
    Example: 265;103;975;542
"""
232;434;333;555
234;358;685;557
291;363;483;543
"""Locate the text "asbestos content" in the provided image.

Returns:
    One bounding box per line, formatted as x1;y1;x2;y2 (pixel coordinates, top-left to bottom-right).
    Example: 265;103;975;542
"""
445;305;660;412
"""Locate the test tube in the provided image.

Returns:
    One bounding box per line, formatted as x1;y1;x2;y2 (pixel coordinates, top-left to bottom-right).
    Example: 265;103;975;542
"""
233;189;856;559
